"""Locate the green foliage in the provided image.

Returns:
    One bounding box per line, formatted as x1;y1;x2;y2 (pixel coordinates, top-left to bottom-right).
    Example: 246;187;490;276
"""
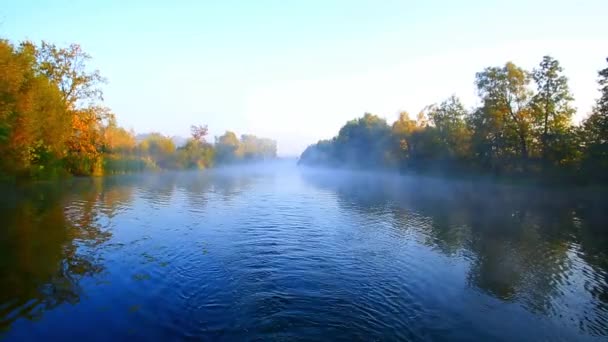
3;35;606;184
239;134;277;161
103;155;158;174
34;41;105;109
215;131;241;164
336;113;392;168
174;139;215;169
299;113;391;169
474;62;534;169
124;128;277;171
299;139;337;167
427;96;472;162
531;56;575;168
580;58;608;181
214;131;277;165
137;133;176;169
299;56;608;184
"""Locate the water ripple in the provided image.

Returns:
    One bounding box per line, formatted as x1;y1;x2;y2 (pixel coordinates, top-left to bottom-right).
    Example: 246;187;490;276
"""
0;165;607;340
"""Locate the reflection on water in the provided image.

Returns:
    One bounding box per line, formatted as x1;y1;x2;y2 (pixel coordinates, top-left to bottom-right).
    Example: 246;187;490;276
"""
0;163;607;340
302;169;608;335
0;179;113;331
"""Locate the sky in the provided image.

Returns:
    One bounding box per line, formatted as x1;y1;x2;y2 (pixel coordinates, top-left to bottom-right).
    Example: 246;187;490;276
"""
2;0;607;156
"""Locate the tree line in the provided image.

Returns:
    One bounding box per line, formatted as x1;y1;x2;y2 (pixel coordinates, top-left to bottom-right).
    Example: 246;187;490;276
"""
299;56;608;184
0;39;277;180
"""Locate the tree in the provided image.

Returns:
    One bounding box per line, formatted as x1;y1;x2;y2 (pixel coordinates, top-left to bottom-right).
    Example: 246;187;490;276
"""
391;111;421;165
103;119;136;154
298;114;391;168
34;41;105;109
427;96;472;161
177;139;214;169
298;139;336;166
2;38;286;178
30;41;108;175
215;131;241;163
64;106;113;175
583;58;608;142
171;124;215;169
190;124;208;143
138;133;176;168
296;57;608;182
593;58;608;118
581;57;608;180
475;62;534;170
531;56;575;167
335;113;391;168
0;40;71;178
240;134;277;160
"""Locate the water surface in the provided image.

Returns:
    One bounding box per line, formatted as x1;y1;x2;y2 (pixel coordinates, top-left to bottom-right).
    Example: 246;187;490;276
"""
1;163;607;340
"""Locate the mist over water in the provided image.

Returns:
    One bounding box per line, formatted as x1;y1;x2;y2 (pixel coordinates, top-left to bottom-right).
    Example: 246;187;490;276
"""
1;161;607;340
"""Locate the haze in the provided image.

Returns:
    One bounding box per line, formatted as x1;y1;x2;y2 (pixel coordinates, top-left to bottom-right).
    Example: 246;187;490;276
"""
2;2;608;338
3;0;607;155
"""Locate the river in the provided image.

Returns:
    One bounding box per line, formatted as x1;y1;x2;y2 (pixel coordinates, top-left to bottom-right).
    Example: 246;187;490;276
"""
1;162;607;340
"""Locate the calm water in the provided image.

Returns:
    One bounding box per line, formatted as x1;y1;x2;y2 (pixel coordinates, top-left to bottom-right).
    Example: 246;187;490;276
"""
1;162;607;341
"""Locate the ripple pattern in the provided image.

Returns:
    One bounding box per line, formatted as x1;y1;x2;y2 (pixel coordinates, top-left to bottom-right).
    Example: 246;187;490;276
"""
0;165;607;341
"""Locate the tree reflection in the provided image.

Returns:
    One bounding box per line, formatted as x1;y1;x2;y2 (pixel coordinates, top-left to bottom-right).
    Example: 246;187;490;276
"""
130;170;255;210
136;173;178;208
300;169;608;334
0;178;128;331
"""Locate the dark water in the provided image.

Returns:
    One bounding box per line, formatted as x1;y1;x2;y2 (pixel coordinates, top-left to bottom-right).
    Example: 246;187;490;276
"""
1;163;607;341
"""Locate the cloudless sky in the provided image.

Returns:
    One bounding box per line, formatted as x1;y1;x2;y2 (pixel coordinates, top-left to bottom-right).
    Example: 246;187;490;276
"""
2;0;607;155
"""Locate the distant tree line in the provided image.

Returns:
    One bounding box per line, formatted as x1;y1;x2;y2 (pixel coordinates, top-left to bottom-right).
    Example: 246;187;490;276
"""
0;39;276;180
299;56;608;184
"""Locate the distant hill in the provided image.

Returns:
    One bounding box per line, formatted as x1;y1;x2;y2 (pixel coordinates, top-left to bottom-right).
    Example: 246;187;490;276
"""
170;136;188;147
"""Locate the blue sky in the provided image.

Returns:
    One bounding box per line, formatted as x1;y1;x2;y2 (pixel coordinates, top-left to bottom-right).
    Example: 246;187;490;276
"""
2;0;607;155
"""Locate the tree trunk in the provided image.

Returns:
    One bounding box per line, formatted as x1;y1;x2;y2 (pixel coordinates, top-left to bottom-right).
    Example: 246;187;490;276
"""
542;97;550;164
520;134;528;160
519;132;529;173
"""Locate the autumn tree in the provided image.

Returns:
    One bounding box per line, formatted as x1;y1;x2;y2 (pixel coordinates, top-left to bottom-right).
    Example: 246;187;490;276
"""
34;41;105;108
0;40;71;178
474;62;534;171
102;119;136;154
2;38;285;177
190;124;208;143
391;111;420;165
30;41;109;175
139;133;175;155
